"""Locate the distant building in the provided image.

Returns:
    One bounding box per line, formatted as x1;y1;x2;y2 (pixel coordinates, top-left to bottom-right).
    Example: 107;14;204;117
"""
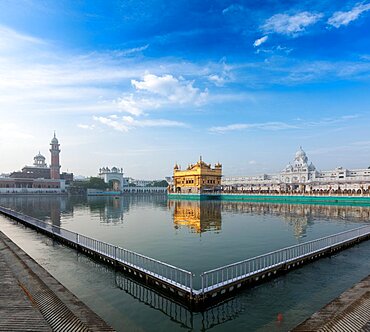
60;172;74;185
99;167;128;191
10;152;51;179
170;157;222;194
223;147;370;194
0;133;72;194
127;178;166;187
129;179;154;187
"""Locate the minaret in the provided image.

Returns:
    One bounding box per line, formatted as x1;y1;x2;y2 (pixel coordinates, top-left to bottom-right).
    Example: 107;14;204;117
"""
50;132;61;179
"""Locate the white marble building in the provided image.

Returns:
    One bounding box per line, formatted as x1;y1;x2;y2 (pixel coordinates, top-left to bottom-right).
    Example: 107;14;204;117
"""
223;147;370;194
99;167;128;191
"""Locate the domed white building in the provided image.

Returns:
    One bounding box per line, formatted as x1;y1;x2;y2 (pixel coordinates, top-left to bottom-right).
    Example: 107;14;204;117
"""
33;152;47;168
98;167;127;191
0;133;73;194
223;147;370;194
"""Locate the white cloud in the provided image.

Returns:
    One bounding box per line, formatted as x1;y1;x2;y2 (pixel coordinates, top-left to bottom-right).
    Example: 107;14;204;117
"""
209;122;297;133
116;94;145;116
111;73;209;117
78;124;95;130
93;115;187;132
210;115;359;134
253;36;268;47
262;12;323;36
222;4;245;15
0;24;45;52
112;44;149;56
131;74;208;105
93;116;130;132
208;74;226;86
328;3;370;28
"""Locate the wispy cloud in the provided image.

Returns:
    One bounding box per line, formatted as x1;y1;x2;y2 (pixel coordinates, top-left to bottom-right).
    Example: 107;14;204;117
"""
209;115;359;134
222;4;245;15
131;73;207;105
93;115;187;132
78;124;96;130
328;3;370;28
112;73;208;119
253;35;268;47
111;44;149;57
262;12;323;36
209;121;298;133
0;24;45;51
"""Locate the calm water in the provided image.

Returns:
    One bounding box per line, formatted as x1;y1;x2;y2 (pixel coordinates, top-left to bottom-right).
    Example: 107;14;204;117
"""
1;195;370;331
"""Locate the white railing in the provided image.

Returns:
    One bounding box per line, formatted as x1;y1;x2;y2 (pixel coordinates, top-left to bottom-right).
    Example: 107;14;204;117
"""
200;225;370;293
1;206;370;298
0;207;193;293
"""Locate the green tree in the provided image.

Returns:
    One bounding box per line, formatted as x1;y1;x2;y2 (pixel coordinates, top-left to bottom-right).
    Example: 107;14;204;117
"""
71;177;109;190
150;180;169;187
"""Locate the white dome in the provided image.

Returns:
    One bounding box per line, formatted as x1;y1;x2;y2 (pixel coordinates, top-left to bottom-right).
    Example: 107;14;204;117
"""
33;151;47;167
34;152;45;160
295;146;308;163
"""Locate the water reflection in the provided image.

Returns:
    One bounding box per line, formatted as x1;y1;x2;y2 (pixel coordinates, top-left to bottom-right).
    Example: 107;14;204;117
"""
222;202;370;238
1;195;370;239
0;195;71;227
87;196;128;224
75;250;245;331
169;200;222;233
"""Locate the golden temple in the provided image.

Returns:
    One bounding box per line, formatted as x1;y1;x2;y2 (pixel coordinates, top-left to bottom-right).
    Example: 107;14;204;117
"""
171;157;222;194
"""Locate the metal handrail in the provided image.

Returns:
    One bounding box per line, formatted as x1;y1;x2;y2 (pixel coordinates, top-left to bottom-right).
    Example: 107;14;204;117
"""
2;205;370;296
200;225;370;292
0;207;193;292
202;226;368;274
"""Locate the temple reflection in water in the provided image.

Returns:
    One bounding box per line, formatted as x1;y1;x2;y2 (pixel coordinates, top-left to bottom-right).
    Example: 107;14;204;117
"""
169;199;370;237
168;200;222;233
1;195;370;238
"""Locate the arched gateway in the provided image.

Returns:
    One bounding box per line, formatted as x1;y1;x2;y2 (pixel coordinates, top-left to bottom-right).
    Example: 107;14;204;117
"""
99;167;125;191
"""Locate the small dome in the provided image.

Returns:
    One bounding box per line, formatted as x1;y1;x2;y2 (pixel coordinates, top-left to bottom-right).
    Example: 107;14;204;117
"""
34;152;45;160
34;151;47;167
295;146;308;163
295;146;306;158
51;132;59;144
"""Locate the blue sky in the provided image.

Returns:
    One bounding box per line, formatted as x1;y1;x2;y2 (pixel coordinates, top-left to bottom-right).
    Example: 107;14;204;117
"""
0;0;370;178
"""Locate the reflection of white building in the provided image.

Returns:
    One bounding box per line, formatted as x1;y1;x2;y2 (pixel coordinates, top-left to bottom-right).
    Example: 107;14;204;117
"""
223;147;370;193
99;167;128;191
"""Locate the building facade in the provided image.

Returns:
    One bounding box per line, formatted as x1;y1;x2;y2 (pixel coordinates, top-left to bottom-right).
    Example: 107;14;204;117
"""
170;157;222;194
99;167;128;191
223;147;370;194
0;133;71;194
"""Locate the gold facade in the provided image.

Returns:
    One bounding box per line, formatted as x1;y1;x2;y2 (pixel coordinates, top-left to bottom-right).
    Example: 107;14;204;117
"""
171;157;222;193
169;200;222;233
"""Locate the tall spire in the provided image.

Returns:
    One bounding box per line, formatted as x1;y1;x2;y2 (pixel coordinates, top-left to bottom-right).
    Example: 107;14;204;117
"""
50;132;61;179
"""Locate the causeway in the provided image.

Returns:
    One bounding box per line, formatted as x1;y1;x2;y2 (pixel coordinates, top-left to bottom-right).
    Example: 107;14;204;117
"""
0;230;115;332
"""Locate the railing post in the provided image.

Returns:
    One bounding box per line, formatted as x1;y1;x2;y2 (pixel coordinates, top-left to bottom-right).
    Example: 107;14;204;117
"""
190;273;193;298
76;233;79;244
201;273;205;295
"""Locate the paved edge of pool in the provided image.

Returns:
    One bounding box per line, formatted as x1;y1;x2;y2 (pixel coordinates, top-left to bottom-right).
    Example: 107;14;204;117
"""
292;274;370;331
